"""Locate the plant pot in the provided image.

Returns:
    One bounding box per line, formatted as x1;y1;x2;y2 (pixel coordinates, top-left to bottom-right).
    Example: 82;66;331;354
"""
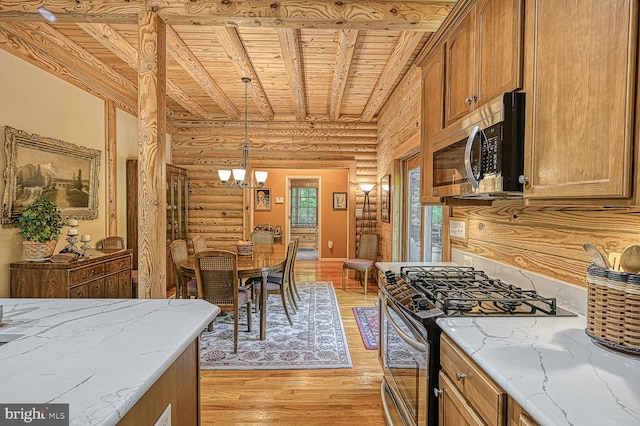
23;240;58;261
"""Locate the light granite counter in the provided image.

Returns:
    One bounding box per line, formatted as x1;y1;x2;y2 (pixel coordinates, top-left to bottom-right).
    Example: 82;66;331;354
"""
0;298;220;426
438;315;640;426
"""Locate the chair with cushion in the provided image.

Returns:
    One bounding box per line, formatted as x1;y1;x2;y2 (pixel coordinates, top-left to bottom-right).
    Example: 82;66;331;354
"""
251;230;274;245
169;239;196;298
192;235;208;253
194;250;253;353
96;236;125;250
342;232;379;296
250;240;297;325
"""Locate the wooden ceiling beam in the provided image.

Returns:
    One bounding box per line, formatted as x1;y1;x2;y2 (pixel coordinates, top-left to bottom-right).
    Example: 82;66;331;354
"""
79;22;209;119
0;22;137;112
277;28;306;121
0;1;455;30
213;26;274;120
166;25;240;119
361;31;424;122
329;29;359;121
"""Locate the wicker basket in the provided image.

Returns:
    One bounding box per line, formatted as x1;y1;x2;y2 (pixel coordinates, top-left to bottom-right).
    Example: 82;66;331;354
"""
236;243;254;256
586;264;640;355
23;239;58;261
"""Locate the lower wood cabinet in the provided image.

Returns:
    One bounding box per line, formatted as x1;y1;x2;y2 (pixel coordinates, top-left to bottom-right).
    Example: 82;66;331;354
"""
10;249;133;298
507;396;539;426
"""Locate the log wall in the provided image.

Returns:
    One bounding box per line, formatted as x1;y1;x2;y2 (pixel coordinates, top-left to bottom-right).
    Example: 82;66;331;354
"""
171;120;377;254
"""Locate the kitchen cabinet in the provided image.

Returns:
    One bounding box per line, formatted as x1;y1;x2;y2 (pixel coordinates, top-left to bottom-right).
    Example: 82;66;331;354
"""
10;249;133;298
438;334;506;426
420;45;446;204
522;0;638;204
127;160;188;290
444;0;523;128
507;396;539;426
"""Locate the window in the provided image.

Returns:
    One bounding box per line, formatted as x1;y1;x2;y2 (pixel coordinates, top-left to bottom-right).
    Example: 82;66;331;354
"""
290;187;317;227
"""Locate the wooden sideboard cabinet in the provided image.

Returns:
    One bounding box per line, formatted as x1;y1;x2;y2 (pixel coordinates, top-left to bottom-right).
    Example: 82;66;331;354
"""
10;249;133;298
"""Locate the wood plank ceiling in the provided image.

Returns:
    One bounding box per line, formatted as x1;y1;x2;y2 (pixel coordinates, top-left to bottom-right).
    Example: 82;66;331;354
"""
0;1;455;124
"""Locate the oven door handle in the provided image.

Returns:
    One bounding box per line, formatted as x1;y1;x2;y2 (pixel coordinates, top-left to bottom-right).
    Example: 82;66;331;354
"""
464;125;481;189
383;299;427;353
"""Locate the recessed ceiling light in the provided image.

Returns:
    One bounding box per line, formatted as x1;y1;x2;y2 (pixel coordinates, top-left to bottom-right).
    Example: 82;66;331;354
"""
37;7;57;23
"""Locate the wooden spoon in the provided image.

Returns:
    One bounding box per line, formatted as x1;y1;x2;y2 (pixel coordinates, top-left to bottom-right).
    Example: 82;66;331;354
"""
620;245;640;273
582;243;610;270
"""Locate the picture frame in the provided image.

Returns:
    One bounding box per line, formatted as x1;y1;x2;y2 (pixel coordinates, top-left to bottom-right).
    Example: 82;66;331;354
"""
255;188;271;211
2;126;101;224
380;175;391;223
333;192;347;210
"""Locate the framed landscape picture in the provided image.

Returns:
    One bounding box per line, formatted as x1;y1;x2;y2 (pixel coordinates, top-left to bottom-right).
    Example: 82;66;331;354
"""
333;192;347;210
2;126;101;224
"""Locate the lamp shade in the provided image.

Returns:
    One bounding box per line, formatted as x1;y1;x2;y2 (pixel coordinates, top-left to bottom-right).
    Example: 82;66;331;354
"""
232;168;246;181
218;169;231;183
359;183;375;193
254;171;268;185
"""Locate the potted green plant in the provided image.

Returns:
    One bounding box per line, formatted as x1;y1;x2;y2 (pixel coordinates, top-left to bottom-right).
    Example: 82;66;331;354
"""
17;196;67;261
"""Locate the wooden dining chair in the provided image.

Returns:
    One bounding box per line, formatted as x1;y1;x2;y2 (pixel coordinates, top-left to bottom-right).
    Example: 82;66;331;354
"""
342;232;379;296
268;237;301;306
169;239;196;298
251;230;274;245
96;236;124;250
194;250;253;353
192;235;208;253
251;240;297;326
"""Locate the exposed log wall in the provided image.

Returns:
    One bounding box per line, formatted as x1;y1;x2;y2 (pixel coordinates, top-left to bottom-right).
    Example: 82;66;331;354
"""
171;120;377;250
376;66;422;261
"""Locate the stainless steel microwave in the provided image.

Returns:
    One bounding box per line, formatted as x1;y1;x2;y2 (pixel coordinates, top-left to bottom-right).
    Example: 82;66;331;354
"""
432;92;525;199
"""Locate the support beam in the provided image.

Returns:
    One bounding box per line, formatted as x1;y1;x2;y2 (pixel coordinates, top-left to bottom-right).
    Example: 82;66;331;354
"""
277;28;306;121
361;31;424;122
329;29;359;121
105;99;118;236
137;10;167;299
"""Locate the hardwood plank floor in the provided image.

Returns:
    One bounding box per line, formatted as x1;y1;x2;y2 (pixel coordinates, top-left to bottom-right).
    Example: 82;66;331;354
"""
200;260;386;425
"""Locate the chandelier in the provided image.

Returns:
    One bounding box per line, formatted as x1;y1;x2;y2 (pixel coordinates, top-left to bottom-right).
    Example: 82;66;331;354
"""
217;77;268;188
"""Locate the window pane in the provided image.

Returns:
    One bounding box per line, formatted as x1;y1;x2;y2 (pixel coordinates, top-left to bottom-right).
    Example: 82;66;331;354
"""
291;187;317;227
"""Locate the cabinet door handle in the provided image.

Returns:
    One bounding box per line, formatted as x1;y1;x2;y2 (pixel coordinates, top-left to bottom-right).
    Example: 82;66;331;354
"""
464;97;473;104
455;372;467;381
434;388;443;398
518;175;530;184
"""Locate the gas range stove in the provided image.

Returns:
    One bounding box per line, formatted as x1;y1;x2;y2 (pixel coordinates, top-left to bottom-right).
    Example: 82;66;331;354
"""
382;265;575;322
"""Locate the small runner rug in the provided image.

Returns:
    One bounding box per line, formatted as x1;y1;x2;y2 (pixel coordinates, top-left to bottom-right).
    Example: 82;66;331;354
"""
200;281;352;370
352;306;379;350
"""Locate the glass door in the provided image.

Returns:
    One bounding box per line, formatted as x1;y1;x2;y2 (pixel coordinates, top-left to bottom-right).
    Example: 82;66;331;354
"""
403;155;442;262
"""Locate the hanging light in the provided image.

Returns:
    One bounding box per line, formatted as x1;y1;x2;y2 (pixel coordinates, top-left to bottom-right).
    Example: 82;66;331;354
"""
217;77;268;188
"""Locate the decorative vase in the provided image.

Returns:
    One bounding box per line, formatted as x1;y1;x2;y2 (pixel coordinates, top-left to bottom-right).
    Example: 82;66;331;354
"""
23;240;58;261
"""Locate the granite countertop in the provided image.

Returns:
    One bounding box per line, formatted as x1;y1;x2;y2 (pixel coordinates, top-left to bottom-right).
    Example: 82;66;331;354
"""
0;298;220;426
437;315;640;426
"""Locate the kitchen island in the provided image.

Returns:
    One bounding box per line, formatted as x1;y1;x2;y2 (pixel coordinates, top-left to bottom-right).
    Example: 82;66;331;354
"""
0;298;220;425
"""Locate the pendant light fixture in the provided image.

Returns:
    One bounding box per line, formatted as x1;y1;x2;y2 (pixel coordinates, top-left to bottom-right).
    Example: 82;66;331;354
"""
217;77;268;188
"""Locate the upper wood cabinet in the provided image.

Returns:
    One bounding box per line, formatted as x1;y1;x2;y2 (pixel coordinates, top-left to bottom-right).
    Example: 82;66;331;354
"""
444;0;524;128
420;45;446;204
522;0;638;204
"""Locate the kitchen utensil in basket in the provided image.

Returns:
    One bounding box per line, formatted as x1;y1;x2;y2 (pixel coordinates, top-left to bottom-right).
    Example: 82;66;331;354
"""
582;243;610;270
620;245;640;273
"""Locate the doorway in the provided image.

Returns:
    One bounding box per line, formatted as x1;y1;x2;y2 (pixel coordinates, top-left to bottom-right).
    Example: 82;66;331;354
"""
288;177;320;260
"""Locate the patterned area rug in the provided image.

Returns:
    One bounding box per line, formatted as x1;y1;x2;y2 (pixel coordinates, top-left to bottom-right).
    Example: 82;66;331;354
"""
352;307;379;350
200;281;352;370
296;248;318;261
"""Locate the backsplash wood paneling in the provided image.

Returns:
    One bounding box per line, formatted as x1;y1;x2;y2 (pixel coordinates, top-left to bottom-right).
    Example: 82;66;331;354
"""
451;201;640;287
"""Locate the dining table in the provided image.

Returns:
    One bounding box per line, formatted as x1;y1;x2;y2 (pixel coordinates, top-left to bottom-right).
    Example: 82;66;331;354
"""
179;243;287;340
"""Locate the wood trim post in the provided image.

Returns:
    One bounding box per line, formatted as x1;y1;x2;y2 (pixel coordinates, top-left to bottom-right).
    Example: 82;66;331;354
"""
105;99;117;236
137;11;167;298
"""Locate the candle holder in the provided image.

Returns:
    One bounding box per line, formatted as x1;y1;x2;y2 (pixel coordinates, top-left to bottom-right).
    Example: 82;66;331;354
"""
80;235;92;258
64;230;80;255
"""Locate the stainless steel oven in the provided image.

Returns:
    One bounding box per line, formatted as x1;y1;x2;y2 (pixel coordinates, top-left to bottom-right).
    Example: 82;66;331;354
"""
378;266;576;426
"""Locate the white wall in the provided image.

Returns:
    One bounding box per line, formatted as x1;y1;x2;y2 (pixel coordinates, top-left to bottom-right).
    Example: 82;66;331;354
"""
0;50;138;297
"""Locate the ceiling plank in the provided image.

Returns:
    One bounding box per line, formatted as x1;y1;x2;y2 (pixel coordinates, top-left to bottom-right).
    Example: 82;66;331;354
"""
166;25;240;119
329;29;359;121
0;22;137;111
361;31;424;122
79;22;209;119
0;1;454;30
276;28;306;121
213;26;275;120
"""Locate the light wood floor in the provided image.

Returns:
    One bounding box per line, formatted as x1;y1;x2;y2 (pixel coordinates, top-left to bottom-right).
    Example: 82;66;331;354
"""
200;260;387;425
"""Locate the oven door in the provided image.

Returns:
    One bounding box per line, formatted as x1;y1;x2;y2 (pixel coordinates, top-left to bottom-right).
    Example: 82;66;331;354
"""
380;292;429;426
